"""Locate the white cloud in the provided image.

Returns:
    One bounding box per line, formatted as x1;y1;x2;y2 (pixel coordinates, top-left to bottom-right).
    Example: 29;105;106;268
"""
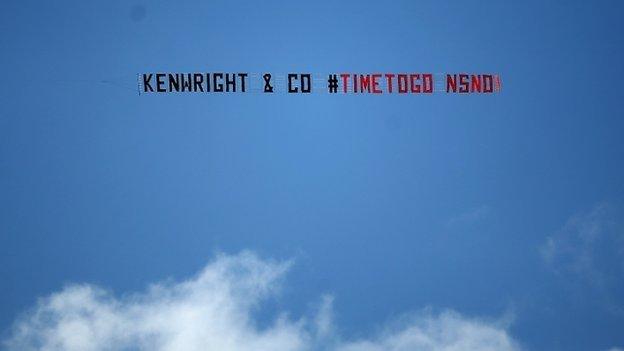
540;203;623;278
539;203;624;313
336;311;518;351
3;251;521;351
541;204;612;269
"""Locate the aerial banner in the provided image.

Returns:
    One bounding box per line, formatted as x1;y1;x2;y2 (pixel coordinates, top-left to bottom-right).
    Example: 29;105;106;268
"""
139;72;502;95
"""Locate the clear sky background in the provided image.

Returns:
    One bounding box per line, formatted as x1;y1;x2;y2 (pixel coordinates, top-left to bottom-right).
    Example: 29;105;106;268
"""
1;1;623;350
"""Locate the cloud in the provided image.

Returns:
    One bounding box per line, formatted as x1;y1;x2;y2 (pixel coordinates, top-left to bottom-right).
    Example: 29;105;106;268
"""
541;204;609;266
540;203;624;312
335;311;518;351
3;251;521;351
540;203;623;276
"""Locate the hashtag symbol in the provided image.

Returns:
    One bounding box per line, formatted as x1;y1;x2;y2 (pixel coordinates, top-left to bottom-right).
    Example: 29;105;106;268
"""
327;74;338;93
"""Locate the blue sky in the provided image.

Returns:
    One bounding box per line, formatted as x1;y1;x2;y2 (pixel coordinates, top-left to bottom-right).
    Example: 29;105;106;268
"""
1;1;623;350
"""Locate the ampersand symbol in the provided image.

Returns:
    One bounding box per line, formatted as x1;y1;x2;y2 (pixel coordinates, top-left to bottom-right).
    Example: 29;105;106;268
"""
263;73;274;93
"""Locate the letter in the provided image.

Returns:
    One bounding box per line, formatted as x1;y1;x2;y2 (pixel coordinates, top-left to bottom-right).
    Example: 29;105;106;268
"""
385;74;395;93
206;73;211;92
410;74;421;93
398;74;408;93
156;73;166;92
359;74;371;93
353;74;358;93
225;73;236;92
213;73;224;92
301;74;311;93
181;73;192;92
288;74;298;93
459;74;469;93
483;74;493;93
193;73;204;92
168;73;180;92
422;74;433;93
239;73;248;92
143;74;154;92
446;74;457;93
471;75;482;93
372;74;382;94
341;73;350;93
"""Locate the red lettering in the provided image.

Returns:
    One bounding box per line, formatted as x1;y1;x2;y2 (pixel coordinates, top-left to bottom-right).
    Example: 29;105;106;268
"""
340;74;350;93
372;74;382;94
423;74;433;93
446;74;457;93
471;75;482;93
385;74;395;93
459;74;469;93
398;74;408;93
409;74;421;93
359;75;371;93
483;75;493;93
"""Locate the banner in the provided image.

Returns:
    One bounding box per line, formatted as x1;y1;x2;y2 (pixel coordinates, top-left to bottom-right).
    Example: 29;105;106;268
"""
139;72;502;95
